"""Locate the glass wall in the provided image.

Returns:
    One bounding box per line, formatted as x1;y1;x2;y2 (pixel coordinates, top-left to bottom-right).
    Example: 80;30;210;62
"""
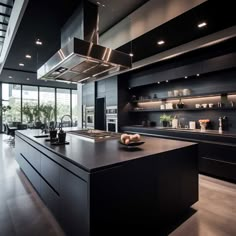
1;83;78;132
22;86;39;125
39;87;55;126
72;90;78;127
56;88;71;127
1;84;21;125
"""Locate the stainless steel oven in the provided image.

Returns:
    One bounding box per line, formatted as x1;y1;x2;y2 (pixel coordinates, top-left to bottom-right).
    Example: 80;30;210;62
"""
85;106;94;129
106;106;118;132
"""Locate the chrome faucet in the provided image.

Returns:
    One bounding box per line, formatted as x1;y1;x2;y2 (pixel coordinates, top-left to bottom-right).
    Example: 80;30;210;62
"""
60;115;73;130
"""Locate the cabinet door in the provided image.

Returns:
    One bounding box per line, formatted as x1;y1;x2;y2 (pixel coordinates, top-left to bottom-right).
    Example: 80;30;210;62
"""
199;143;236;181
18;154;41;194
40;178;60;219
27;144;41;171
59;167;89;236
41;154;60;193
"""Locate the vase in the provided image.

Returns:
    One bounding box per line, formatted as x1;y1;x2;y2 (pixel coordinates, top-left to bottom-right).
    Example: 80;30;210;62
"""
162;121;168;127
200;122;207;132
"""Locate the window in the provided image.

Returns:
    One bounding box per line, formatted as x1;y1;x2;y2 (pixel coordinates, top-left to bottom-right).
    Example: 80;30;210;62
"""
22;85;38;124
39;87;55;124
72;90;78;127
56;89;71;126
1;83;21;124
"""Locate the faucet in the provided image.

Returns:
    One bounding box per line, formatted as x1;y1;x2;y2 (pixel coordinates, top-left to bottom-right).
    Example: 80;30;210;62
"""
60;115;73;130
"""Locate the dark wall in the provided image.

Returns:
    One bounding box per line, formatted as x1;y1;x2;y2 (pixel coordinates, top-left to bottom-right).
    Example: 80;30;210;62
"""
82;82;95;106
96;76;118;106
118;37;236;132
121;69;236;131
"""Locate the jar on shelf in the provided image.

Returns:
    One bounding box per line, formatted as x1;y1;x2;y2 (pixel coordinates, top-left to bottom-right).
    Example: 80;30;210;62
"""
177;98;184;108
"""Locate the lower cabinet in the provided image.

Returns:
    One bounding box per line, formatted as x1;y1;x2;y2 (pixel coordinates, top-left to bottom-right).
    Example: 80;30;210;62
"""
15;135;89;236
59;167;89;236
16;153;41;194
199;142;236;182
40;177;60;218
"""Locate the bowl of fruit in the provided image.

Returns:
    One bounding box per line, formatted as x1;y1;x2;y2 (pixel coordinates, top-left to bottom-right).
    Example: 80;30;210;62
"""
119;133;145;147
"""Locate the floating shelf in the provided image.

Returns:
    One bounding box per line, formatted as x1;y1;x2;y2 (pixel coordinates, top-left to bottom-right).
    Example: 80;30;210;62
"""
131;91;236;103
129;107;236;112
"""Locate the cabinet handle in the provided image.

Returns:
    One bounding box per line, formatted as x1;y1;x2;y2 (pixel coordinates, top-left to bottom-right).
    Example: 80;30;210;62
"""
201;156;236;165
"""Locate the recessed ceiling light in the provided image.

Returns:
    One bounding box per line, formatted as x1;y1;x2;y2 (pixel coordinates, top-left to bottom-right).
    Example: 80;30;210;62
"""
19;63;24;66
129;53;134;57
185;76;188;79
8;76;12;79
157;81;160;84
102;4;105;7
198;22;207;28
166;80;168;83
35;39;42;45
25;54;31;59
157;40;165;45
26;78;30;80
196;74;200;77
96;1;100;5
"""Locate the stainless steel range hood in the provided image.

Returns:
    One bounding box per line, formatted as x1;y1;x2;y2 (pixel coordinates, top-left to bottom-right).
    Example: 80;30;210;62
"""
37;1;131;83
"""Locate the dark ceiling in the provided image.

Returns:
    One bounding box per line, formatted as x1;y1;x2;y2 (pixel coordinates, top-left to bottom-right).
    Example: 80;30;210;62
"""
2;0;148;74
117;1;236;62
1;0;236;84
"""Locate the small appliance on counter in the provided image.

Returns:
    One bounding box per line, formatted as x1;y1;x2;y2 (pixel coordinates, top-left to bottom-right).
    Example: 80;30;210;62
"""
189;121;196;129
172;117;179;129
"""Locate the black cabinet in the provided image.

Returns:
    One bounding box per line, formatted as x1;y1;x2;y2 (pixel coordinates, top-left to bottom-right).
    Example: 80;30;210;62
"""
40;178;60;219
41;154;60;193
199;142;236;181
59;167;89;236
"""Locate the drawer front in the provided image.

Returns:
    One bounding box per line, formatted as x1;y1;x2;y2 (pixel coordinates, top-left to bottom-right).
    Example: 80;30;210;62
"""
40;178;60;218
41;154;60;193
27;144;41;171
19;154;41;194
199;143;236;164
15;136;29;159
199;157;236;181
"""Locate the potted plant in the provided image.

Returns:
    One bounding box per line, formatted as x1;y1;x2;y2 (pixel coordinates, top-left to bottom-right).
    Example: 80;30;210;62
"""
160;114;172;127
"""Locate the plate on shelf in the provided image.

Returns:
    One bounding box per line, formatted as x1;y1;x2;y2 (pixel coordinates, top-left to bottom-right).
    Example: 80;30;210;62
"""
118;140;145;147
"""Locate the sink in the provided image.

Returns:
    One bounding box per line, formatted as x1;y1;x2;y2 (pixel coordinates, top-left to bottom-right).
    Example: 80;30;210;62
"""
34;135;49;138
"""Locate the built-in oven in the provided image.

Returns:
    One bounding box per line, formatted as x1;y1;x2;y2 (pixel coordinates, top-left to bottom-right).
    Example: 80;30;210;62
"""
85;106;94;129
106;106;118;132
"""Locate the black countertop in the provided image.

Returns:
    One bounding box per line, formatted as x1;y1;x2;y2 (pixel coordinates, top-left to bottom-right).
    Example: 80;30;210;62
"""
16;129;196;173
121;126;236;145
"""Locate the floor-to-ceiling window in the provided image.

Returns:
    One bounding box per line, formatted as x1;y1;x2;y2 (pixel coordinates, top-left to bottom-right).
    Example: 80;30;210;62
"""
72;89;78;127
1;83;21;125
1;83;78;132
56;88;71;127
22;86;39;125
39;87;55;126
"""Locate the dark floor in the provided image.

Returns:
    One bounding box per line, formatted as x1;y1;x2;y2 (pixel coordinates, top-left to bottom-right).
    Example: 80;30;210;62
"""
0;134;236;236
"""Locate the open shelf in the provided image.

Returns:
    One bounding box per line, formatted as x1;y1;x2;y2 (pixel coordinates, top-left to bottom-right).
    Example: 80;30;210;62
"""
129;107;236;112
131;91;236;103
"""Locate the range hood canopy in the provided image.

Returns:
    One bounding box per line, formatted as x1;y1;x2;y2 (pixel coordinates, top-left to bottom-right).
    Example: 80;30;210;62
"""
37;0;131;83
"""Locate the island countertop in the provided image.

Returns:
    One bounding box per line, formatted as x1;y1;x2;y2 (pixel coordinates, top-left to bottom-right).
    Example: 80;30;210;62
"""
15;129;197;172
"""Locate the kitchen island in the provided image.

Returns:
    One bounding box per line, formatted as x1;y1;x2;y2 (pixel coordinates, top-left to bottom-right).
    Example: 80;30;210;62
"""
15;129;198;236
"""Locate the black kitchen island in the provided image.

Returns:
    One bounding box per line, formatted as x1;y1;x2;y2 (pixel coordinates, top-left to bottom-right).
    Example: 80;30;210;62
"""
15;129;198;236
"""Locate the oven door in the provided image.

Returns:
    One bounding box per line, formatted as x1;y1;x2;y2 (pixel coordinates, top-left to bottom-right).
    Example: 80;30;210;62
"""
106;117;117;132
86;114;94;128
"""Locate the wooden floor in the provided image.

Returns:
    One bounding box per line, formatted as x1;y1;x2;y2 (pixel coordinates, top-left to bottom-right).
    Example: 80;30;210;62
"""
1;134;236;236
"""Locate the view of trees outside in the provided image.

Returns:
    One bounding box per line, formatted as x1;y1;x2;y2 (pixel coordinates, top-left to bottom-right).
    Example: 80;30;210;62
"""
72;90;78;127
1;84;21;123
56;89;71;127
1;83;78;130
22;85;38;124
39;87;55;123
